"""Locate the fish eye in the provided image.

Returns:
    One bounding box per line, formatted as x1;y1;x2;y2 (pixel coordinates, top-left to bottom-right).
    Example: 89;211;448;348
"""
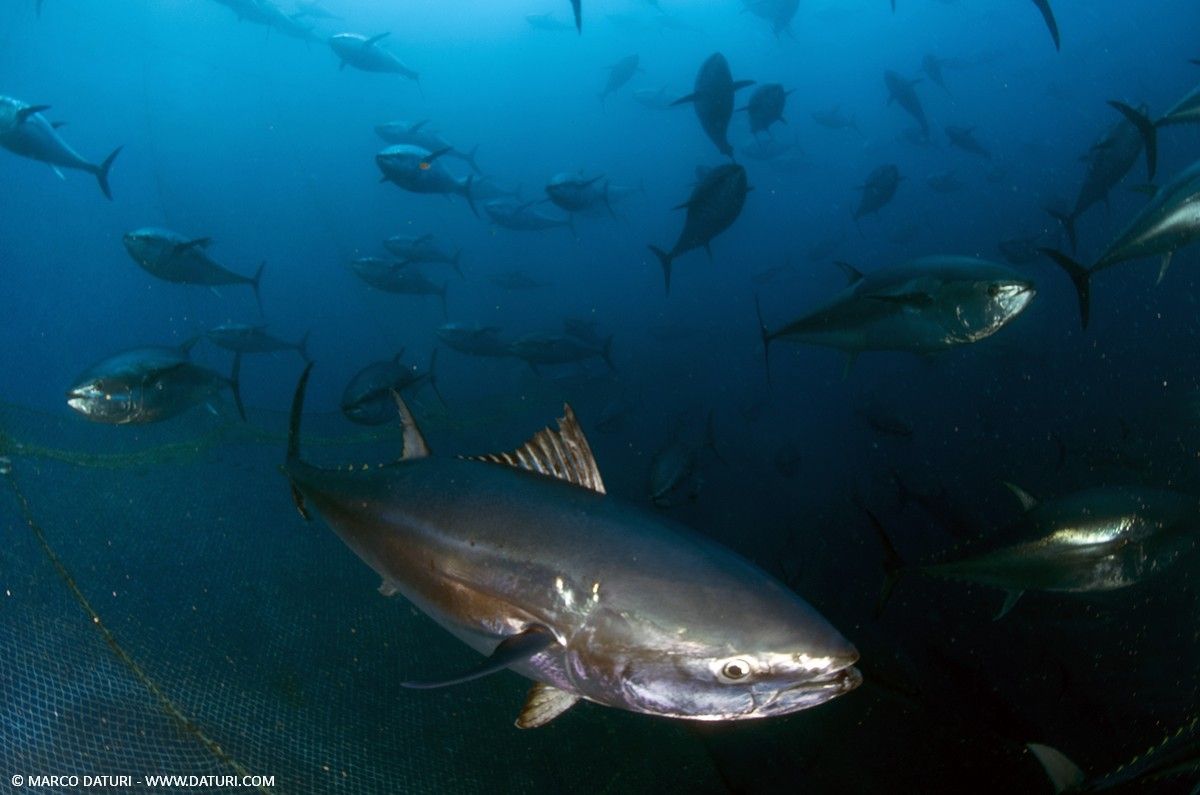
719;659;752;682
987;284;1001;298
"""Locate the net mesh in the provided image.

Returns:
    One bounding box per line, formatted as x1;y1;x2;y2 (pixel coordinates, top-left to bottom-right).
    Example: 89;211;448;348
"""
0;400;719;793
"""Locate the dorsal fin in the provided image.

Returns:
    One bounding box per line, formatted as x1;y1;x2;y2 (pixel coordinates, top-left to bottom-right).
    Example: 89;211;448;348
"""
391;392;430;459
466;404;606;493
1003;481;1038;511
834;261;864;285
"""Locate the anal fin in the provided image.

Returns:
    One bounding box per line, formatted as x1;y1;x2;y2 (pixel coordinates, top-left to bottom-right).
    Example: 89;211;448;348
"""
994;589;1024;620
516;682;580;729
401;625;557;690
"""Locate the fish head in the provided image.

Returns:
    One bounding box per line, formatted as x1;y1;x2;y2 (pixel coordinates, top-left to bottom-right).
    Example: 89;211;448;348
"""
574;576;860;720
122;228;167;267
932;265;1036;343
66;373;141;424
375;145;432;180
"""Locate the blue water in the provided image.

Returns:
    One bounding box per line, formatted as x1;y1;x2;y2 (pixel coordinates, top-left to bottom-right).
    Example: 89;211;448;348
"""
3;1;1200;792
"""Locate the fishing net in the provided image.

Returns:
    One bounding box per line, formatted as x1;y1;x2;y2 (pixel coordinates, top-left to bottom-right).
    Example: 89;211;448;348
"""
0;399;719;793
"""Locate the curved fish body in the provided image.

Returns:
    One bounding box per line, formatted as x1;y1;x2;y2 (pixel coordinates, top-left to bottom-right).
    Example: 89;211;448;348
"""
1051;105;1148;250
599;54;639;102
921;55;950;94
284;370;860;726
349;258;447;311
375;121;480;174
122;228;264;303
1043;158;1200;329
743;0;799;36
916;487;1199;618
485;198;573;232
760;257;1035;360
509;333;614;372
743;83;789;135
341;352;438;425
1159;82;1200;127
0;95;121;198
384;234;463;273
376;145;476;215
648;164;749;293
437;323;511;358
648;440;700;506
545;173;610;214
671;53;754;158
330;33;418;79
855;164;902;219
206;323;308;360
945;126;991;159
884;70;929;138
67;343;243;424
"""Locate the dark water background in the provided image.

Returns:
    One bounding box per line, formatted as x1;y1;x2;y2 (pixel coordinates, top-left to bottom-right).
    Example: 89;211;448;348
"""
2;1;1200;792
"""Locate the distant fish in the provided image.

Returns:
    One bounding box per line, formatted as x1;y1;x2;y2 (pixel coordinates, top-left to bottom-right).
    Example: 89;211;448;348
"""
648;164;750;294
545;172;612;216
375;120;481;174
599;54;640;103
920;55;951;95
437;323;511;358
854;164;902;220
945;125;991;159
376;145;477;216
384;234;464;276
570;0;581;32
1106;68;1200;182
122;228;264;310
294;0;340;20
743;0;800;37
756;257;1035;376
0;95;121;198
1042;158;1200;329
508;333;614;373
525;13;574;32
341;350;442;425
672;53;754;159
485;198;574;233
741;83;790;136
212;0;319;41
633;86;675;110
811;105;860;135
329;32;418;80
67;340;244;424
206;323;309;361
872;485;1200;620
648;412;722;507
348;258;448;316
884;70;929;139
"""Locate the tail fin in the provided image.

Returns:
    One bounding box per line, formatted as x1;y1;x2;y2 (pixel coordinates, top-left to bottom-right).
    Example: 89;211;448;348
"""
1026;744;1086;794
94;145;122;200
426;347;446;406
438;282;448;319
1107;100;1158;181
286;363;315;520
600;335;616;372
463;144;482;175
462;174;477;218
1046;208;1077;253
866;509;904;618
250;261;266;315
704;410;726;465
755;293;772;387
229;352;246;422
451;248;464;279
648;245;673;295
297;329;312;363
1039;248;1091;329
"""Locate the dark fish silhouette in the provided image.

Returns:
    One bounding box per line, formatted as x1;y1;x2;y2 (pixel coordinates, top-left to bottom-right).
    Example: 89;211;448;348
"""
672;53;754;158
599;54;640;103
884;70;928;138
741;83;790;136
854;164;902;219
648;164;750;294
0;95;121;198
329;32;418;79
945;126;991;159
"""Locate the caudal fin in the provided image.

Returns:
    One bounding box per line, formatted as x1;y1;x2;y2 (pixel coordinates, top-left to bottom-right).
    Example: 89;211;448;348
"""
1107;100;1158;181
94;145;122;200
1046;208;1077;253
1039;248;1091;329
1026;744;1086;794
229;352;246;422
648;245;673;295
250;261;266;315
1030;0;1061;51
866;509;905;618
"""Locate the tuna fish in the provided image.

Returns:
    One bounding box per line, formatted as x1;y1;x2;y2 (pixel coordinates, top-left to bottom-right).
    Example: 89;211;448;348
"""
884;70;929;138
67;340;244;424
484;198;574;233
741;83;790;136
375;120;481;174
283;365;860;725
648;164;750;294
854;164;902;220
436;323;512;358
383;234;464;277
205;323;309;361
0;96;121;198
122;228;264;310
545;172;612;215
945;125;991;159
376;145;477;216
348;258;448;316
508;333;615;373
329;33;419;80
671;53;755;158
599;54;640;103
341;350;442;425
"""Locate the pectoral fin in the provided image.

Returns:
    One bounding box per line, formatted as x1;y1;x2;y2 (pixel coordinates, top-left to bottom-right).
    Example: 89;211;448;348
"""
401;625;557;690
515;682;580;729
364;32;390;46
994;590;1024;620
16;105;51;124
1156;251;1173;285
174;237;213;254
